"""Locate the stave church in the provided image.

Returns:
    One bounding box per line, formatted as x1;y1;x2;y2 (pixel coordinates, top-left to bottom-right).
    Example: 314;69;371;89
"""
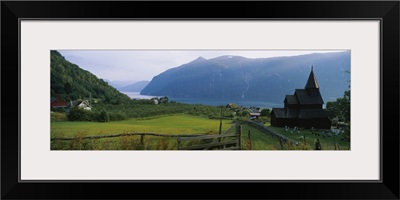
270;66;331;129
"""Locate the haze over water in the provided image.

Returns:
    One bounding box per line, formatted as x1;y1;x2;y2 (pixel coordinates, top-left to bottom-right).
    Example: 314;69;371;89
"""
122;92;281;109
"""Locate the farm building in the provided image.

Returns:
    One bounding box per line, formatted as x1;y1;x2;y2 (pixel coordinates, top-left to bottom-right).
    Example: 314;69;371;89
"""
226;103;237;108
70;100;91;111
270;67;331;129
249;107;261;119
51;97;68;109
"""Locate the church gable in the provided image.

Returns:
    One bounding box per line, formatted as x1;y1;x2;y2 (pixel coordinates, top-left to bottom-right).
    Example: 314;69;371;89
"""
271;108;286;118
295;89;324;105
284;95;299;105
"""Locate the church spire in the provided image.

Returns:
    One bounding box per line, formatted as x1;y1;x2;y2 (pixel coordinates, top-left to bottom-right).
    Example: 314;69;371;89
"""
305;65;320;89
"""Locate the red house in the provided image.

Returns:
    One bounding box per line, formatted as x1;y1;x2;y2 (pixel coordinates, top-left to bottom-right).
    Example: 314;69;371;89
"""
51;98;68;108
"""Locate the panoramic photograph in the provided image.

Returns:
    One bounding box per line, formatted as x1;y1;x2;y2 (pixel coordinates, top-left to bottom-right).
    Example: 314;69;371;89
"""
50;50;351;150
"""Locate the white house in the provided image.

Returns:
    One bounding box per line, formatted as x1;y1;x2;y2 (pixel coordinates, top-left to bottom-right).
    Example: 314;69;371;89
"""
249;107;261;119
70;100;91;111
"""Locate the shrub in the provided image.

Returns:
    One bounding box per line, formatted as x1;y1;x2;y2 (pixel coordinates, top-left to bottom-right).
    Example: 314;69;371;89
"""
260;108;271;117
108;111;128;121
51;107;66;113
51;112;67;122
67;107;92;121
98;109;110;122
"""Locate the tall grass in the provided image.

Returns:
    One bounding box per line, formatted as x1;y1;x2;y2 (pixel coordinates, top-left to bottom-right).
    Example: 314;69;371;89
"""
268;126;350;150
240;125;281;150
51;112;67;122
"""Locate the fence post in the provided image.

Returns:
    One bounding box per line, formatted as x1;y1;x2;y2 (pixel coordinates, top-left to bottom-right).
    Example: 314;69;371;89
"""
334;139;337;150
140;134;145;149
236;125;242;150
315;138;322;150
177;137;181;150
247;130;252;150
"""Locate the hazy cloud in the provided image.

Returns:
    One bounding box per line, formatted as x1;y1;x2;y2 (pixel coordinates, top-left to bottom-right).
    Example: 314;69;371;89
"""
59;50;344;83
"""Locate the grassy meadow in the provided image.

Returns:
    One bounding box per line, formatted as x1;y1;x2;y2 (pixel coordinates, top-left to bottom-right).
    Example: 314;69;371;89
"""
51;113;349;150
51;114;233;137
240;122;281;150
267;126;350;150
51;114;237;150
51;114;284;150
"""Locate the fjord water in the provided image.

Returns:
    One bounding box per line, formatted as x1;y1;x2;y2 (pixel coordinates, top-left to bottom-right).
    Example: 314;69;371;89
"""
121;91;158;100
122;92;281;108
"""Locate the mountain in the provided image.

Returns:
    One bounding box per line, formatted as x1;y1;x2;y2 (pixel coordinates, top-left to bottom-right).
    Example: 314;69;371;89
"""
141;51;351;104
103;79;122;89
119;81;150;92
51;51;131;104
104;80;137;90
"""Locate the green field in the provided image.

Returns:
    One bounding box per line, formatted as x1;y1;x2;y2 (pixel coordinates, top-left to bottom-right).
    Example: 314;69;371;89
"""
241;124;281;150
51;114;233;137
51;114;238;150
51;114;349;150
51;114;283;150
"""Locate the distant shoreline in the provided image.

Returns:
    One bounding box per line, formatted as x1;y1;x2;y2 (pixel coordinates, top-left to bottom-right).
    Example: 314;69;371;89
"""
121;91;158;100
121;91;280;109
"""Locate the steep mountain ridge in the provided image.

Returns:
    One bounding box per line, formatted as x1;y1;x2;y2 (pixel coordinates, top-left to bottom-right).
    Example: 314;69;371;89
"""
141;51;351;103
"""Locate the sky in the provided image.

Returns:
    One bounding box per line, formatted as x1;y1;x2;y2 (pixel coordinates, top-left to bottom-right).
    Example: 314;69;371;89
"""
58;50;344;85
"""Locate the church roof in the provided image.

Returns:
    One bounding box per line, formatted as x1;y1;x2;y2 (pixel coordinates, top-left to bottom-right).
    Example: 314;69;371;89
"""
305;66;320;89
295;89;324;105
285;95;299;104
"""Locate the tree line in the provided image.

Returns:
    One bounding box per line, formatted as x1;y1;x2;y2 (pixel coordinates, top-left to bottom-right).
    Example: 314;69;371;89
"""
64;99;237;122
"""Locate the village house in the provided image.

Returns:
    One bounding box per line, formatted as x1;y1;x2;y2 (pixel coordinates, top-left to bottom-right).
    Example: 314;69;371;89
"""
151;98;159;105
70;100;91;111
226;103;237;108
270;66;331;129
249;107;261;120
51;97;68;109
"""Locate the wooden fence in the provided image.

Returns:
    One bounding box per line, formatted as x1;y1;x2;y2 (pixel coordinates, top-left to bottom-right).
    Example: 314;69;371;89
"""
241;120;299;146
177;128;242;150
51;124;243;150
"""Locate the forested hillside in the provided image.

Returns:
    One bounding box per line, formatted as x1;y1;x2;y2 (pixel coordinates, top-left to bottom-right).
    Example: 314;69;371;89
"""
50;50;131;104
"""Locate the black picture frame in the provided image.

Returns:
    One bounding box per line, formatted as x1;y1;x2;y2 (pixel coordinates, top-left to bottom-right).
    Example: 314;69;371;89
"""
2;1;399;199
